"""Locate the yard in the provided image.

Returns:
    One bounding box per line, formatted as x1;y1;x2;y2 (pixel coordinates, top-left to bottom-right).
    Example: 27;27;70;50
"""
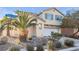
0;35;79;51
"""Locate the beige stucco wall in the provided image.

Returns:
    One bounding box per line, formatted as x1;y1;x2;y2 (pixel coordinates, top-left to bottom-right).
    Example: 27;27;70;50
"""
2;29;19;37
35;18;45;37
1;28;33;38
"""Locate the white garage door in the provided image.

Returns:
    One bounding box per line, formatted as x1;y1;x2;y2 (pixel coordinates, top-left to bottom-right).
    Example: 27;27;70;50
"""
43;28;59;36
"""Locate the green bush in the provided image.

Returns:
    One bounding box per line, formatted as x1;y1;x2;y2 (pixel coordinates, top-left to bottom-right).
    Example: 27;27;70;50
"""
54;41;62;48
51;32;62;39
9;47;20;51
27;44;34;51
28;37;32;40
64;40;74;47
36;45;44;51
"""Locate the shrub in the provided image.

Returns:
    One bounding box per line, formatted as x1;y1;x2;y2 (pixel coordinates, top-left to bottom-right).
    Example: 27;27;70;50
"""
0;36;8;45
27;44;34;51
54;41;62;48
41;38;47;46
64;40;74;47
9;47;20;51
19;36;27;42
51;32;62;39
29;37;32;40
36;45;44;51
42;43;46;46
47;40;54;51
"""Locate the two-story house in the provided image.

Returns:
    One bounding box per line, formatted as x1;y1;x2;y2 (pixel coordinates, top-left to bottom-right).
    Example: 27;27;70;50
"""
1;8;64;38
38;8;64;36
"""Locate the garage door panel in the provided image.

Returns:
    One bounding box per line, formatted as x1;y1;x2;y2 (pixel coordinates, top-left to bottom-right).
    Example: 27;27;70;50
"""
43;28;58;36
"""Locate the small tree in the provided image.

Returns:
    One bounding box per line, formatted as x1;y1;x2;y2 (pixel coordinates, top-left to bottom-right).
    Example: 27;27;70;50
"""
61;10;79;37
47;39;54;51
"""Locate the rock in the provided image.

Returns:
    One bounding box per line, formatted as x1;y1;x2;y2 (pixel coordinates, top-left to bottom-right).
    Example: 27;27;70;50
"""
0;36;9;45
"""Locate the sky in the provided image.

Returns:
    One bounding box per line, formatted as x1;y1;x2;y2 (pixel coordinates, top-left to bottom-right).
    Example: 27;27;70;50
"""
0;7;79;19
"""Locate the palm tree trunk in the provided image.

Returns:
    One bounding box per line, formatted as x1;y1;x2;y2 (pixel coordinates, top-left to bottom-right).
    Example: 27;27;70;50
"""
0;29;3;36
19;29;28;42
7;24;10;36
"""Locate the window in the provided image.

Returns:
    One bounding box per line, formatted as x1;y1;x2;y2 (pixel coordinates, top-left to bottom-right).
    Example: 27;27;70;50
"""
55;15;62;21
45;13;53;20
45;13;47;19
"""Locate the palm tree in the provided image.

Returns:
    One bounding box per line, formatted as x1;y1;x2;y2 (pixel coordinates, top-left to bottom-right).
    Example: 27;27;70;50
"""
0;16;11;36
0;16;16;36
15;10;36;42
0;20;4;36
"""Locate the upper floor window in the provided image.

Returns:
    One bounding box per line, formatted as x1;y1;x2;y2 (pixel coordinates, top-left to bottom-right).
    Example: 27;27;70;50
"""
45;13;53;20
55;15;63;21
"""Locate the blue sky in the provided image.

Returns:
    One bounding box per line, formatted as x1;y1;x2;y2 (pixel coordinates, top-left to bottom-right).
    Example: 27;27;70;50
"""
0;7;79;19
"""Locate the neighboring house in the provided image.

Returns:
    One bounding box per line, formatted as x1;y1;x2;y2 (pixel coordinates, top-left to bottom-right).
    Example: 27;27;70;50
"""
1;8;64;38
